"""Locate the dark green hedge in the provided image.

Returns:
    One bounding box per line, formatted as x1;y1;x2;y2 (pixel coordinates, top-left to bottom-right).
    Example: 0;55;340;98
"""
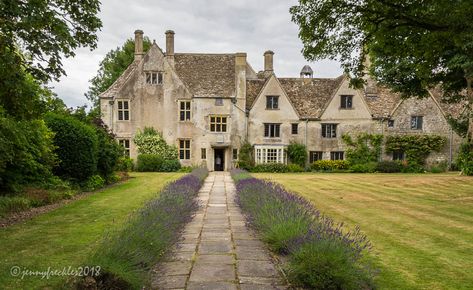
45;113;98;181
136;154;181;172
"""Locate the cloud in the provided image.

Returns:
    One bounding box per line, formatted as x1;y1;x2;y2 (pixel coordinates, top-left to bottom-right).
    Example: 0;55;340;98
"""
51;0;343;107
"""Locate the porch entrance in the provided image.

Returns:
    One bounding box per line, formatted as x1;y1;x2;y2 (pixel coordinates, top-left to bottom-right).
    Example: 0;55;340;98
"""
214;149;225;171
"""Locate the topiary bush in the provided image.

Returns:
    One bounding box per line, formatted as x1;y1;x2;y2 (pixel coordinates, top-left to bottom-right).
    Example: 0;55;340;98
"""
287;142;307;168
311;160;350;171
45;113;98;181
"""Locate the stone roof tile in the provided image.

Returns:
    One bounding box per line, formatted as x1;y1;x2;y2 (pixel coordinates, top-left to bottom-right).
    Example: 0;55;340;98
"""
278;76;344;118
174;53;236;98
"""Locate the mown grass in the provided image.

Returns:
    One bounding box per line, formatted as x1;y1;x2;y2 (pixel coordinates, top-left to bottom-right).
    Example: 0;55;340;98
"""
253;172;473;290
0;172;182;289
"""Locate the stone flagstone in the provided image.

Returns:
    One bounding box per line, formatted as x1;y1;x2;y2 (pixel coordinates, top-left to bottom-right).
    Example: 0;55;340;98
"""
150;172;287;289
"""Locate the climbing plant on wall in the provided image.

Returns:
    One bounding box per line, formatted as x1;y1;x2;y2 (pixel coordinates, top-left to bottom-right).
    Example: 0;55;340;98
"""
342;133;383;165
385;135;447;166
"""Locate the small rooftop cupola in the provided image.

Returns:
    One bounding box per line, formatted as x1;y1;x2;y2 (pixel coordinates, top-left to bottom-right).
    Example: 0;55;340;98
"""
134;29;144;61
300;65;313;78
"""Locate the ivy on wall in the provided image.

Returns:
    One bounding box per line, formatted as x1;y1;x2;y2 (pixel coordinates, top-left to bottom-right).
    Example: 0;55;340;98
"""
385;135;447;165
342;133;383;165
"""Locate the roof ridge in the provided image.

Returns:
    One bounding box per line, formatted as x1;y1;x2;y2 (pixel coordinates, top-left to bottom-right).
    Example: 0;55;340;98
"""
175;53;236;56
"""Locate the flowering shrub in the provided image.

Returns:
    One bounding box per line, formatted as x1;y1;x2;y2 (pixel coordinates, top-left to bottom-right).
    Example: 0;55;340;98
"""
87;167;208;289
231;170;375;289
311;160;350;171
133;127;178;160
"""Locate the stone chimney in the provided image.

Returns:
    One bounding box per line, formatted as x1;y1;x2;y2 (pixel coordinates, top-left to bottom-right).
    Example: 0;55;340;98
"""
235;52;247;99
264;50;274;77
134;29;144;61
165;30;175;66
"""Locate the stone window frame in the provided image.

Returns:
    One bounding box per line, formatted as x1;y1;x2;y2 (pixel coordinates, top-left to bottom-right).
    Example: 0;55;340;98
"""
264;123;281;138
340;95;353;109
266;95;279;110
254;145;286;164
117;100;130;121
201;148;207;160
179;100;191;122
145;71;163;85
321;123;337;138
309;151;323;163
330;151;344;160
179;139;191;160
232;148;238;160
209;115;228;132
411;116;423;130
118;139;130;157
291;123;299;135
392;151;405;161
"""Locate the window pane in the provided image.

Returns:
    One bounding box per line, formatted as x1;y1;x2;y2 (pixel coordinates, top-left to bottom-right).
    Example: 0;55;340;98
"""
210;124;215;131
210;117;215;123
146;73;151;84
158;72;163;84
152;73;157;84
123;101;129;109
186;111;190;120
185;101;190;110
264;124;269;137
275;124;280;137
185;150;190;159
216;124;221;132
273;97;278;109
124;111;129;120
118;101;123;110
179;150;184;159
180;102;185;110
222;117;227;124
118;111;123;120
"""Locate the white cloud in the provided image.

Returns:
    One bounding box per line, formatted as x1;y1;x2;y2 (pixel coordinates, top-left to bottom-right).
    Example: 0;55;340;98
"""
51;0;343;107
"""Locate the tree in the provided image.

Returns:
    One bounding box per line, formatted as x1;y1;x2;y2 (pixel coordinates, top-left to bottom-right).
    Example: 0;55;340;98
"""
86;37;152;108
290;0;473;140
0;0;102;83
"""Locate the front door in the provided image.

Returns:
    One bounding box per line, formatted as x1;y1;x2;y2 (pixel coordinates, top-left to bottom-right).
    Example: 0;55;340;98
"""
214;149;225;171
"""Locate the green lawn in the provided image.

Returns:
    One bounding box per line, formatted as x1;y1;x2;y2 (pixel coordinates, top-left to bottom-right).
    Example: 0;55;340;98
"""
253;173;473;290
0;172;182;289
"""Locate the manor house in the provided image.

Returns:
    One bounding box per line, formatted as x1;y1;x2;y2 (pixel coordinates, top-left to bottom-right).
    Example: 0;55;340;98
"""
100;30;462;171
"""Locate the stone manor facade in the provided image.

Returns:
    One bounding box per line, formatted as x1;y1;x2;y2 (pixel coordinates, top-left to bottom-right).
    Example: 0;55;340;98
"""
100;30;462;171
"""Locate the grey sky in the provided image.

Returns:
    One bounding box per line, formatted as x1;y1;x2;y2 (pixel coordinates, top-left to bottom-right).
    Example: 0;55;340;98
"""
51;0;343;108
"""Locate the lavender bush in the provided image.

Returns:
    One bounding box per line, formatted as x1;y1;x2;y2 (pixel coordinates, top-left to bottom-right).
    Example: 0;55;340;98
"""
231;169;375;289
87;168;208;289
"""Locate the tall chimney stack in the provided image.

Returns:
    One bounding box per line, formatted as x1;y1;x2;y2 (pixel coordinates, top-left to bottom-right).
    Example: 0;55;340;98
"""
165;30;175;67
264;50;274;77
134;29;144;61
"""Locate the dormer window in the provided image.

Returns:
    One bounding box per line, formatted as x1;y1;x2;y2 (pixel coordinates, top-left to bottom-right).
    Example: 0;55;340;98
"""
145;72;163;85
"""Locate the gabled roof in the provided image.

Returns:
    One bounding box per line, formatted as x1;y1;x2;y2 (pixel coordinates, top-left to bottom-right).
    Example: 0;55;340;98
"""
364;86;402;118
429;87;467;119
277;76;344;118
174;53;236;98
246;79;267;110
100;61;139;98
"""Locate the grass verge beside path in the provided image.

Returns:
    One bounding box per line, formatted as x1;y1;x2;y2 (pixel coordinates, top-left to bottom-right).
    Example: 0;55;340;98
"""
253;172;473;290
0;172;182;289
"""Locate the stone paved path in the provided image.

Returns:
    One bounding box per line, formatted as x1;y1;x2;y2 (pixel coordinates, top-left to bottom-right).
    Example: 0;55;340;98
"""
151;172;287;289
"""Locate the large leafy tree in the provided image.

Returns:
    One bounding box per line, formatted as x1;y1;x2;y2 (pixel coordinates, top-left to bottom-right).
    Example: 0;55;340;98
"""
0;0;101;119
86;37;152;109
0;0;102;82
290;0;473;140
